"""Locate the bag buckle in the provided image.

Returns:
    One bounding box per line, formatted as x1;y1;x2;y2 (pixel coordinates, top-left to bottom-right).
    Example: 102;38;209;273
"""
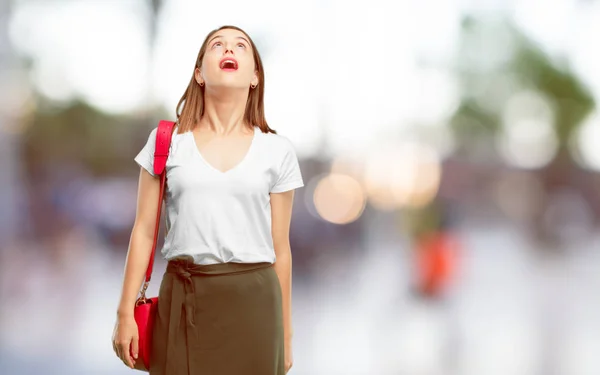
135;281;150;306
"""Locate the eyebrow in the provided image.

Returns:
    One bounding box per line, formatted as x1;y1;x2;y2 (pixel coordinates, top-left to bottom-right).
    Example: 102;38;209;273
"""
207;35;251;46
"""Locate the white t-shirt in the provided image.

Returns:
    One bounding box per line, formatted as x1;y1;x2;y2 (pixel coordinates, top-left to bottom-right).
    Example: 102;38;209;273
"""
134;125;304;265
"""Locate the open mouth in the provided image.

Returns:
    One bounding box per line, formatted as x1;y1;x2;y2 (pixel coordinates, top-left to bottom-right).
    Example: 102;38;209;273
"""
219;58;238;70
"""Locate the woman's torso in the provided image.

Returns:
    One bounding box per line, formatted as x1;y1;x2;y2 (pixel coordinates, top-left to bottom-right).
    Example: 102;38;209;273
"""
134;125;304;265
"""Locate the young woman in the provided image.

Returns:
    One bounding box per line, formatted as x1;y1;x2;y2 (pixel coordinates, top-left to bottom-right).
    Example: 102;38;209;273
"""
111;25;303;375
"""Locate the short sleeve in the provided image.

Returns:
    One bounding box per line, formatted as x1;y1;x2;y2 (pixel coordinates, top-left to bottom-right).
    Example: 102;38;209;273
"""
270;139;304;193
134;127;158;177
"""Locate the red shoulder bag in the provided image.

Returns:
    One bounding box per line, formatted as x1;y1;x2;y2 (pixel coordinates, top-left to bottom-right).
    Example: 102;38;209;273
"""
133;120;176;371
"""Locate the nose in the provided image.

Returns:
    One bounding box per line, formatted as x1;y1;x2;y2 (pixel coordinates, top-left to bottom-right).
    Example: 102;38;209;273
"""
223;41;235;55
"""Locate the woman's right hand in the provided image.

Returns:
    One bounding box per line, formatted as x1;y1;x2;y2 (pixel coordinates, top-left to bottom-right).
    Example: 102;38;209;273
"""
112;314;139;369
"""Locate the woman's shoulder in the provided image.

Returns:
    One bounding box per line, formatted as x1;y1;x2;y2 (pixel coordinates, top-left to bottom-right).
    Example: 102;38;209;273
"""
140;124;190;157
256;126;296;151
142;122;179;138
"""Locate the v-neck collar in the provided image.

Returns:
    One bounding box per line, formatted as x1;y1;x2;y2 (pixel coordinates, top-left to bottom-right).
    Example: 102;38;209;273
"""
190;126;258;175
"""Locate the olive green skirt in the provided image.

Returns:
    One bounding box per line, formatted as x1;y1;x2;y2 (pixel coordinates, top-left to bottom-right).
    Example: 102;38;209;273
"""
149;258;284;375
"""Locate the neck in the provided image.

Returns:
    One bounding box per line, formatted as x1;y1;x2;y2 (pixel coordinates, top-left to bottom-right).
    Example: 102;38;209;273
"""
200;88;250;135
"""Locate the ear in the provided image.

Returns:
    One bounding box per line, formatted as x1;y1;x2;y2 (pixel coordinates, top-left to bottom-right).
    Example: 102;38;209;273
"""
251;71;259;87
194;67;204;85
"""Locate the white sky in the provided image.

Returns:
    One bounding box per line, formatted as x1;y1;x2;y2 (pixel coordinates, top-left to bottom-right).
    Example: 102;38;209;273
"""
7;0;600;162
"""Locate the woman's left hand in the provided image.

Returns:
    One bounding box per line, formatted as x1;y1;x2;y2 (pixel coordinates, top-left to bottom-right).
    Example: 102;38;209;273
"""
284;339;293;373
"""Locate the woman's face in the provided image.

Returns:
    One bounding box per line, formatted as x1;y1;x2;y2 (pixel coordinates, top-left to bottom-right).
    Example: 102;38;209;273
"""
197;28;258;90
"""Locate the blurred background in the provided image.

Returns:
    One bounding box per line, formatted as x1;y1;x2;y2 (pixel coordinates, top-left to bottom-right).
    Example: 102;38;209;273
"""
1;0;600;374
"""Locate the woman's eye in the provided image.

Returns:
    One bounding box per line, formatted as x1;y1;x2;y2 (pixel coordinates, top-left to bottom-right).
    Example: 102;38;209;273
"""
212;42;222;48
237;43;246;49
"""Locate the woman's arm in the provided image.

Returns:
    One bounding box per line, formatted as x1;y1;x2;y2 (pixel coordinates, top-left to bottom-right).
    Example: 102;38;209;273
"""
117;169;161;317
270;189;296;372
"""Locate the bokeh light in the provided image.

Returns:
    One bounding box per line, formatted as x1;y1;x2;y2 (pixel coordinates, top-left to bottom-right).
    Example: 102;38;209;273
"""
571;111;600;172
497;90;558;169
363;141;442;210
313;173;366;225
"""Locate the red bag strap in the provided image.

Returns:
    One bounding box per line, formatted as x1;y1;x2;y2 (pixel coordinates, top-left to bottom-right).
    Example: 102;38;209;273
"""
144;120;176;285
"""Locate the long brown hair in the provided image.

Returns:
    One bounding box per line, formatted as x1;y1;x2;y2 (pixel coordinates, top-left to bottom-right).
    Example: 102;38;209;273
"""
175;25;276;134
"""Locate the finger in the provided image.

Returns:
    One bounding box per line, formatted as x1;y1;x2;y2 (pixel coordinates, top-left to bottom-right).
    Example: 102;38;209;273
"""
114;341;121;358
131;336;139;360
113;341;120;357
117;341;125;361
116;343;128;367
120;341;134;368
